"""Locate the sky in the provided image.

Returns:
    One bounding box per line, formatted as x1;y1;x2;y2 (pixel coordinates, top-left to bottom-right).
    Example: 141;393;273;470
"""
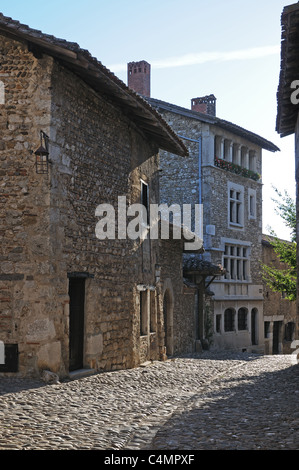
0;0;295;240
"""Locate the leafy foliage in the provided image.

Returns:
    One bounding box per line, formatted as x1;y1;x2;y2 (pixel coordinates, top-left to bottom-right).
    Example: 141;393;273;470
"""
261;188;296;301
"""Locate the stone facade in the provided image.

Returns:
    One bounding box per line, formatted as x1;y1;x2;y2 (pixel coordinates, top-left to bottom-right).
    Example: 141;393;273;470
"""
0;16;194;377
154;105;268;352
262;236;297;354
127;62;279;354
159;237;198;356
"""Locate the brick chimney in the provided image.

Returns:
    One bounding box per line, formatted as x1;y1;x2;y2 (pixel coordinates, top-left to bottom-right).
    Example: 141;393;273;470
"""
127;61;151;97
191;95;216;116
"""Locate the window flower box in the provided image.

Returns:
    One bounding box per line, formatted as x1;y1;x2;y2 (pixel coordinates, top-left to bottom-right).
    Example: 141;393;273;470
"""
214;157;260;181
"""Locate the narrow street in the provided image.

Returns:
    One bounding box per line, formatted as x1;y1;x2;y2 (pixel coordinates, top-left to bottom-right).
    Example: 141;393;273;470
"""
0;352;298;451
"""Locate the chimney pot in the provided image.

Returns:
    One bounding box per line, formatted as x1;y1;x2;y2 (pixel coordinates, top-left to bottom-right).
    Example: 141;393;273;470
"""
191;95;216;116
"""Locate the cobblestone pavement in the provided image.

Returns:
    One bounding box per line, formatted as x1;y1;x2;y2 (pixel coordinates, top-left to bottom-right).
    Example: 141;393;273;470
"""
0;352;298;451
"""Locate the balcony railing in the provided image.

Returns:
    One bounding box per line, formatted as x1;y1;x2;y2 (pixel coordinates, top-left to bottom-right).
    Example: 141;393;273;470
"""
214;157;261;181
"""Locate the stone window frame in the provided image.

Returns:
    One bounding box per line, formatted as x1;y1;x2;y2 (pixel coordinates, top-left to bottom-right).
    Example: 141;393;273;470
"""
220;237;251;283
228;181;244;230
248;188;257;220
217;306;249;335
214;135;258;173
224;308;235;332
237;307;248;330
138;285;156;337
223;244;250;282
140;179;150;226
249;150;257;172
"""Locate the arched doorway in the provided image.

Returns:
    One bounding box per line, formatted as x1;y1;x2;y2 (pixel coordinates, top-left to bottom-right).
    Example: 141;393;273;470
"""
163;287;174;356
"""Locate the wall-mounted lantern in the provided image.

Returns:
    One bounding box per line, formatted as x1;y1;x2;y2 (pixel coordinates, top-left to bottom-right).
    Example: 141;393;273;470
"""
35;130;49;174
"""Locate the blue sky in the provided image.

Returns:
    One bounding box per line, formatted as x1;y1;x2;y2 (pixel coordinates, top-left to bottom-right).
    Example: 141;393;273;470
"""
0;0;295;239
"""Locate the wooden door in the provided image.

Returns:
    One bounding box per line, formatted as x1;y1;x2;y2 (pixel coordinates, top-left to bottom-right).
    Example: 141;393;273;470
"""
273;321;281;355
69;277;85;371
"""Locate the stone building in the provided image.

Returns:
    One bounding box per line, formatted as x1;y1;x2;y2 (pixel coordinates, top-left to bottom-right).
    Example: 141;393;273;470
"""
128;61;279;353
276;2;299;350
0;14;205;378
262;235;297;354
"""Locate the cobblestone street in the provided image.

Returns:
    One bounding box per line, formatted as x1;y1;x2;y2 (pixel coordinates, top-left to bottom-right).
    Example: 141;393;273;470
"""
0;352;298;451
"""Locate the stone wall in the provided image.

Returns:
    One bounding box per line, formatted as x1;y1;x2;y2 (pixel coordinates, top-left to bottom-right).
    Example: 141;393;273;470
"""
0;34;53;376
0;34;169;377
203;163;263;284
150;105;265;352
159;237;197;356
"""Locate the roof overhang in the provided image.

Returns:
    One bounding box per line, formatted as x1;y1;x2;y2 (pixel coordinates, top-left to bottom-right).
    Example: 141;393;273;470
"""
146;97;279;153
0;13;188;157
183;255;225;276
276;3;299;137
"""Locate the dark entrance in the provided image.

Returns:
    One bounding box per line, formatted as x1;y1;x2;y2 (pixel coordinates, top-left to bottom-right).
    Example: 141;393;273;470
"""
163;291;169;354
251;308;257;345
0;344;19;372
273;321;281;354
69;277;85;371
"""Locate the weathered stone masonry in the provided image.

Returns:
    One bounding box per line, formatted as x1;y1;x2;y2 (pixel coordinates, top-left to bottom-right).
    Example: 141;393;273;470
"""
133;85;279;353
0;36;53;375
0;16;191;378
145;100;269;352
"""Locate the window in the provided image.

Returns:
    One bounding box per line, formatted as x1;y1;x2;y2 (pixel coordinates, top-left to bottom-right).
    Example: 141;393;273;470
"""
228;183;244;228
224;139;231;160
139;287;156;336
230;189;241;224
232;143;240;165
141;180;149;225
248;188;256;220
238;308;248;330
241;147;248;168
140;290;148;336
285;322;295;342
224;308;235;332
249;150;256;172
150;290;156;333
223;243;249;281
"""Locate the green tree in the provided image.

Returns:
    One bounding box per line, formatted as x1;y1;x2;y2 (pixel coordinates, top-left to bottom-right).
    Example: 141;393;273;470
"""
261;188;296;301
